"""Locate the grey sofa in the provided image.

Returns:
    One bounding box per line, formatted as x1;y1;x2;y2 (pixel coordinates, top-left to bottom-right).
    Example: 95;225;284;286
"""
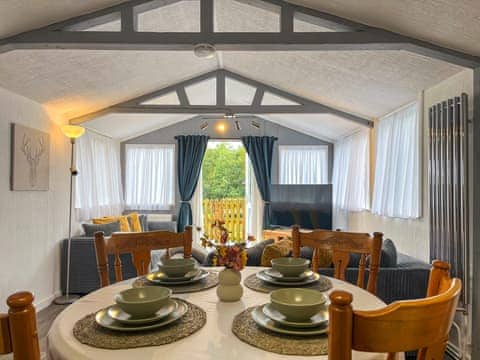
62;232;431;305
60;219;181;294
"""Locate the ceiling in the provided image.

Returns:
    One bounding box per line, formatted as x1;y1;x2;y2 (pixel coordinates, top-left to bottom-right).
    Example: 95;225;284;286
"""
0;0;475;141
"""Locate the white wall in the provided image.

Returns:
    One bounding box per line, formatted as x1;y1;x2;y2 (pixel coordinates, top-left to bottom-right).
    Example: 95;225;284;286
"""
0;86;70;312
344;69;473;262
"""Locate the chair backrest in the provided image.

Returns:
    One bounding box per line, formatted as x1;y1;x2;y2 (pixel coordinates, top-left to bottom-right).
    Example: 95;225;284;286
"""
0;291;40;360
94;226;193;287
328;260;461;360
291;225;383;294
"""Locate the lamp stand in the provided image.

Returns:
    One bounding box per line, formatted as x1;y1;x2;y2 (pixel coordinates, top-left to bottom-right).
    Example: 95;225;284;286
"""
54;138;80;305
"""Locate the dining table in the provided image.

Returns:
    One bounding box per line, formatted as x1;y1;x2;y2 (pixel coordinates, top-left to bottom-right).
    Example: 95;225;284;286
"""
47;267;395;360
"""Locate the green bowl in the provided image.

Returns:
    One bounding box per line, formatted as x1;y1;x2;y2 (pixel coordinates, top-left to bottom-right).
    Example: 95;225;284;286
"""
159;258;196;277
271;257;310;277
270;288;326;322
114;287;172;318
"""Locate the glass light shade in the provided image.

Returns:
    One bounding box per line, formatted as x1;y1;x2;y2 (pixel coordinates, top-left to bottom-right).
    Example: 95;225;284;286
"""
61;125;85;139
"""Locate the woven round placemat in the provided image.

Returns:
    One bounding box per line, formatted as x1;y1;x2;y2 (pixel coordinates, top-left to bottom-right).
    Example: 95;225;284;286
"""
232;306;328;356
243;273;332;293
73;299;206;350
132;271;219;294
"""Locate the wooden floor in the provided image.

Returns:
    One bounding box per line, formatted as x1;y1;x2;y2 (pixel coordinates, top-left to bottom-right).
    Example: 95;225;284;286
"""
37;304;68;355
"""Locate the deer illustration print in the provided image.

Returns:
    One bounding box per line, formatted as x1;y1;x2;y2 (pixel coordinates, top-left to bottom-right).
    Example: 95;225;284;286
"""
20;134;46;187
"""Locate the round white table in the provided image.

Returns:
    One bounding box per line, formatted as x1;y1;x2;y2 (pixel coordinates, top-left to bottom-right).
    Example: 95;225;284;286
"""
48;267;391;360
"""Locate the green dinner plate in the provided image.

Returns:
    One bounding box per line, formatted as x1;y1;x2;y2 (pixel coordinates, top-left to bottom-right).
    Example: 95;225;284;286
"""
251;305;328;336
256;270;321;286
264;269;314;282
95;300;187;332
146;269;209;285
107;299;178;325
262;303;328;328
150;269;201;282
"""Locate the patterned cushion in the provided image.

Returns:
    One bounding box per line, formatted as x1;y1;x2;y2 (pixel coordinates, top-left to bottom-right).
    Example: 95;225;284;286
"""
261;239;293;267
246;239;275;266
82;221;121;237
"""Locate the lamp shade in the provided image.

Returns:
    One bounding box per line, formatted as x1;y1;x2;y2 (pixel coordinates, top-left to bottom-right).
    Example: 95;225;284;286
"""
61;125;85;139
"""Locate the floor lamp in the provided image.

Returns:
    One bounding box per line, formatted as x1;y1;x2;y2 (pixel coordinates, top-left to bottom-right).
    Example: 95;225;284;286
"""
54;125;85;305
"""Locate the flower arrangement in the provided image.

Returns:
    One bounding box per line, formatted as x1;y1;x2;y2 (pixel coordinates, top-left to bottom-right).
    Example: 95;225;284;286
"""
212;244;248;271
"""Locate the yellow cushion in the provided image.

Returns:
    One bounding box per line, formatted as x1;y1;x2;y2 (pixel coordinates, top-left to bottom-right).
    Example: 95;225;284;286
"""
93;216;131;232
126;212;142;232
261;239;293;267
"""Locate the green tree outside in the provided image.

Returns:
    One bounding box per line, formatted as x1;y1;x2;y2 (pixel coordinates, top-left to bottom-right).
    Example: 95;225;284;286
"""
202;143;246;199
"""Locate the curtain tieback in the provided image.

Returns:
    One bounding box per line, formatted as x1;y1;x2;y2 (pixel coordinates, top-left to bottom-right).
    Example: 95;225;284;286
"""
180;200;190;203
264;201;271;204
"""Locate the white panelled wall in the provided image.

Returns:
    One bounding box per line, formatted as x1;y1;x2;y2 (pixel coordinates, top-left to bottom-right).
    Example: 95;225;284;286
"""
346;69;474;262
0;86;70;312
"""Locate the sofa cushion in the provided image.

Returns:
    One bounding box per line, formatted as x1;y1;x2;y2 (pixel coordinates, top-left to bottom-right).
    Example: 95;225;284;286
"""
93;216;131;232
139;214;148;232
148;221;177;232
246;239;275;266
379;239;397;267
82;221;121;237
126;212;142;232
260;239;292;267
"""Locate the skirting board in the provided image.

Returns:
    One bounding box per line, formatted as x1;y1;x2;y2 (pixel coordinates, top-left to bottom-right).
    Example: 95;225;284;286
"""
35;290;62;312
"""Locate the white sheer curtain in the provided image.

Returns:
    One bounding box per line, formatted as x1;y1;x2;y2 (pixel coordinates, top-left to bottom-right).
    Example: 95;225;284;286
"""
125;144;175;210
279;145;328;184
75;130;124;220
372;103;421;219
245;156;264;242
191;170;204;243
332;129;370;212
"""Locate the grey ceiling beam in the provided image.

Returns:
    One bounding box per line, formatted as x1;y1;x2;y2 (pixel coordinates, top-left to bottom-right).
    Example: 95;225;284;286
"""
0;0;478;68
69;69;373;127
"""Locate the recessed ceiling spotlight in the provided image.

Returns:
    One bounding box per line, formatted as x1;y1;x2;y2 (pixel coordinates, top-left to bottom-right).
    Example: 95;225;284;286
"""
200;122;209;130
216;121;227;134
193;43;216;59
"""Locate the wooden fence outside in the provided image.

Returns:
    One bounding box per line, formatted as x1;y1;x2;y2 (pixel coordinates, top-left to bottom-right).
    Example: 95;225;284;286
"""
203;198;245;242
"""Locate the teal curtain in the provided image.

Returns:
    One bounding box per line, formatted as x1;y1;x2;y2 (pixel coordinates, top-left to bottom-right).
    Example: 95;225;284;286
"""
241;136;277;229
176;135;209;232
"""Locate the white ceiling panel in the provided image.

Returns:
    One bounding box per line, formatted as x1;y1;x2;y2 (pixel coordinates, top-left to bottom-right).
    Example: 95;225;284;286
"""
84;113;197;140
0;50;217;120
264;113;362;142
223;51;462;118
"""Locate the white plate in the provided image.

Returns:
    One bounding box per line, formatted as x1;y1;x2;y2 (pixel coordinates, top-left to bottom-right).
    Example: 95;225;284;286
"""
146;269;209;285
107;299;178;325
251;306;328;336
262;303;328;328
264;268;314;282
256;270;321;286
96;300;187;332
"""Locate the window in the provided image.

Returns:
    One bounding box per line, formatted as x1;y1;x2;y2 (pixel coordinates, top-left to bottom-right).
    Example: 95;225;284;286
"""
125;144;175;210
372;103;421;219
75;131;124;220
279;145;329;184
332;129;370;212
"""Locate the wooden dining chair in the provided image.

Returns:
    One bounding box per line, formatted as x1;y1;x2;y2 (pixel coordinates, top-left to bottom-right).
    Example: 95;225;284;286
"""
0;291;41;360
328;260;461;360
94;226;193;287
292;225;383;294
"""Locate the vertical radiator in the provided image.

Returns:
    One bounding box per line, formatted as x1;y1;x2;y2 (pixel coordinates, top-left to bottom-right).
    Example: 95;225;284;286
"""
428;93;469;303
429;94;470;359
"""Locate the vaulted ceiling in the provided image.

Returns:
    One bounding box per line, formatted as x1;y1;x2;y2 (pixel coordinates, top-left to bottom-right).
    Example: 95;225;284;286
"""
0;0;476;141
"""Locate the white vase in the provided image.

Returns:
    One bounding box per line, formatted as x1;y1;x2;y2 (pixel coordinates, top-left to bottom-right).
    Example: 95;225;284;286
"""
217;268;243;302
